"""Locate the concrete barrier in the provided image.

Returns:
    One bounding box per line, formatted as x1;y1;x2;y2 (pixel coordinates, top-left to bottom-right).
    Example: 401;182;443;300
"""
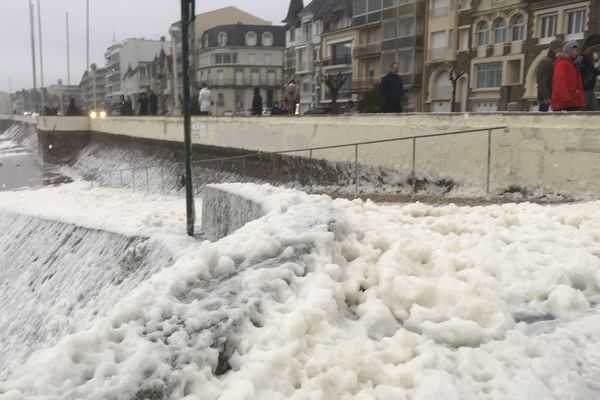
7;113;600;199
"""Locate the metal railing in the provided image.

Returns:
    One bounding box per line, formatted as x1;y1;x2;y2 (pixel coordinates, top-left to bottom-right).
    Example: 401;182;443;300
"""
93;126;508;197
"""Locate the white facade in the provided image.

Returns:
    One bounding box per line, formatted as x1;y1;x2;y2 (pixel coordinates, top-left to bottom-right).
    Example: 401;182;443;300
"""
104;38;170;106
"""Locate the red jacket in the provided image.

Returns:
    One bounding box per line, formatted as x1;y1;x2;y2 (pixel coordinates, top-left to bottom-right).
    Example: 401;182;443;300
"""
551;57;586;110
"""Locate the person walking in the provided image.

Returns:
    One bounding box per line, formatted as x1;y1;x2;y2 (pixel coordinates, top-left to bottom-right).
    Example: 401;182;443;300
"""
148;90;159;116
552;41;586;112
138;92;149;116
581;34;600;111
282;82;299;115
198;83;212;116
381;63;404;113
252;88;263;116
536;40;563;112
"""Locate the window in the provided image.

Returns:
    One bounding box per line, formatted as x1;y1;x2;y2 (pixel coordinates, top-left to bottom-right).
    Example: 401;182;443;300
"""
494;18;506;43
367;61;376;78
262;32;274;47
297;48;308;71
267;70;276;86
383;0;396;8
459;29;470;50
248;53;255;64
476;62;502;88
397;49;413;73
566;9;586;37
245;31;257;46
539;13;557;39
217;93;224;106
477;21;490;46
203;34;210;48
214;53;238;64
368;0;382;12
511;15;525;41
432;0;449;17
235;71;244;86
367;29;377;44
289;28;296;42
398;15;416;37
382;19;398;40
302;23;312;42
354;0;367;15
264;53;272;65
218;32;228;47
217;70;224;85
251;70;260;86
331;41;352;65
433;71;452;98
301;81;312;95
431;31;446;60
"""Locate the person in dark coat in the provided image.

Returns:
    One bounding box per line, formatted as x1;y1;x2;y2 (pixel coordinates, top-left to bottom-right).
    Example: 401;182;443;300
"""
148;90;159;116
118;95;127;116
381;63;404;113
552;41;586;112
138;92;149;116
581;34;600;111
536;40;563;112
124;96;133;116
66;97;77;116
251;88;263;116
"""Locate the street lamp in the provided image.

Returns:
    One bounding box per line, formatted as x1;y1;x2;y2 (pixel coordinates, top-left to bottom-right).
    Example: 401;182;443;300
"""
57;79;65;115
90;63;98;110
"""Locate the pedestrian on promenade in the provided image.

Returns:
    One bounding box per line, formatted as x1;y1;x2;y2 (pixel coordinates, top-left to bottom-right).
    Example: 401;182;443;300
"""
282;82;299;115
138;92;149;116
66;97;78;116
581;34;600;111
536;40;563;112
118;95;127;116
198;83;212;116
124;96;133;116
148;90;159;116
552;41;586;112
381;63;404;113
252;88;263;116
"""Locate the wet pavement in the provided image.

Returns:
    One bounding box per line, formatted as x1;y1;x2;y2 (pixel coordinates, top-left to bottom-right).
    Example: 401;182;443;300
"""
0;136;70;192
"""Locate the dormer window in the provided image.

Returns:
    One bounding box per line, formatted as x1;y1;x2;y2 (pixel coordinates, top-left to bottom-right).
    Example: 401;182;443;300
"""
246;31;257;46
218;32;228;47
262;32;273;47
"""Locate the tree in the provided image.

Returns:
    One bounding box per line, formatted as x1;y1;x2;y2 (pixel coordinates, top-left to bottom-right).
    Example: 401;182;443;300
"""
357;82;383;113
320;72;350;114
449;68;465;113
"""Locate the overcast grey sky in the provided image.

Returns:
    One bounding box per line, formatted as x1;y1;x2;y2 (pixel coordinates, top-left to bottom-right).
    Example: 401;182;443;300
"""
0;0;288;93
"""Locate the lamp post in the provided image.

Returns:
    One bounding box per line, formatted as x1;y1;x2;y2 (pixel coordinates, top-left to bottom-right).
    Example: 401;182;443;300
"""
169;25;181;116
91;63;97;110
57;79;65;115
180;0;196;237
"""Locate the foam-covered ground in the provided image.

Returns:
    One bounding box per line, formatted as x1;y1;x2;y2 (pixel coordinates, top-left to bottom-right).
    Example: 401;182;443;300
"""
1;183;600;399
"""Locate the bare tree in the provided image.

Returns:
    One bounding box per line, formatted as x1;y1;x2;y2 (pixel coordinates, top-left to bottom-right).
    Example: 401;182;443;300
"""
449;68;465;113
320;72;350;114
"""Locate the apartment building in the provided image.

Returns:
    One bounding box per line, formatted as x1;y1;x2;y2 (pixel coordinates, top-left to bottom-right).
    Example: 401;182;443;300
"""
79;67;107;112
104;38;170;108
424;0;599;112
320;1;357;107
197;24;285;115
352;0;426;111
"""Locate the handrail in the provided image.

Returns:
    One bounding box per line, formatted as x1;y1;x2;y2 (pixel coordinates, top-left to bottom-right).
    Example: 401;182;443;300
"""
94;125;508;196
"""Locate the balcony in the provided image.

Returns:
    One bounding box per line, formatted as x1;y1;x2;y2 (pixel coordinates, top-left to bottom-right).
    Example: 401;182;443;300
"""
353;43;382;58
353;77;379;91
322;55;353;68
429;47;447;61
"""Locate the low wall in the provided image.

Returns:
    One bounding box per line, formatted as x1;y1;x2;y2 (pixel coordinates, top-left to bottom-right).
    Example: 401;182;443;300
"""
21;113;600;199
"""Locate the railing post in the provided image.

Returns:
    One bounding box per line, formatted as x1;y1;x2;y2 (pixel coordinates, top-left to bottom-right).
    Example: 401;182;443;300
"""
145;167;150;193
309;149;313;159
160;165;165;194
354;144;359;195
411;137;417;196
486;129;492;196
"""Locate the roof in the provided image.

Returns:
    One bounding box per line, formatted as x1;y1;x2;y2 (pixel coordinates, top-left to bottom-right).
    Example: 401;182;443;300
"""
283;0;304;24
202;24;286;48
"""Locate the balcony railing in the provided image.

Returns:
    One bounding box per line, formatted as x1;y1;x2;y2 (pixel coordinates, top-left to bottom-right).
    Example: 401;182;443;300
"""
353;77;379;91
429;47;447;61
353;43;382;57
322;55;353;67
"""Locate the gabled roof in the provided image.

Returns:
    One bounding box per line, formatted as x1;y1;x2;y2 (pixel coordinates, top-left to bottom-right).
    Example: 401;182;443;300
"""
283;0;304;24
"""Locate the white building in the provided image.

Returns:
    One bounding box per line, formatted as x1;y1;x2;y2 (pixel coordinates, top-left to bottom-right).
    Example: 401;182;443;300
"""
104;38;170;108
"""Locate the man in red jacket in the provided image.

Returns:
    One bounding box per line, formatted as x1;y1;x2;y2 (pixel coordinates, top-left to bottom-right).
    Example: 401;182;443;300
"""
552;40;586;111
